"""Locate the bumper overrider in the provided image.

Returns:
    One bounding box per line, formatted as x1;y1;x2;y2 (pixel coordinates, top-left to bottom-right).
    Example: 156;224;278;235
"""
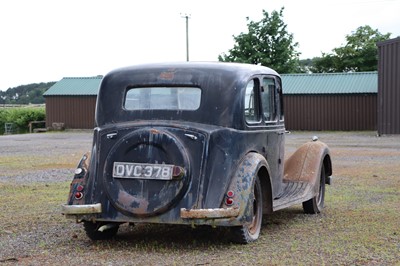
62;203;239;219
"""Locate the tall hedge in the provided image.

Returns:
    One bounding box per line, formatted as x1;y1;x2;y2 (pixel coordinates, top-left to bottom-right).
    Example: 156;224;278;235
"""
0;107;45;134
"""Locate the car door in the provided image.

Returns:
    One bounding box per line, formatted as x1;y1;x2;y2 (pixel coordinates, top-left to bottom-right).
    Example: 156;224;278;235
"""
260;76;285;197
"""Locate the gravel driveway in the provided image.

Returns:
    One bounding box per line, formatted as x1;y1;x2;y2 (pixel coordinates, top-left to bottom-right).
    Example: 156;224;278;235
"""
1;131;399;265
0;131;92;183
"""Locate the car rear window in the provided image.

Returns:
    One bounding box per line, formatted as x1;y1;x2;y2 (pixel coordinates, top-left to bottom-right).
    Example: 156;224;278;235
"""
124;87;201;110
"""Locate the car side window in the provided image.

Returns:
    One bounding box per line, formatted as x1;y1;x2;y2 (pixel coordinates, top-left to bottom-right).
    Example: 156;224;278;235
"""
244;79;261;123
276;80;284;121
261;78;276;122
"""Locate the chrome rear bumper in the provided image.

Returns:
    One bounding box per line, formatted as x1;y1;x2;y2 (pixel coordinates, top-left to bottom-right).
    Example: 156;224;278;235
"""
61;203;102;215
180;207;239;219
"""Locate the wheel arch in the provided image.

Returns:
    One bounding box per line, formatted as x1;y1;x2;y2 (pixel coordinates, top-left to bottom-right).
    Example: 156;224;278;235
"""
323;153;333;177
257;165;273;214
224;152;273;221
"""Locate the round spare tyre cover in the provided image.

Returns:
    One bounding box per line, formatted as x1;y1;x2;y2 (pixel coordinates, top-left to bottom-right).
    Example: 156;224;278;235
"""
103;128;191;217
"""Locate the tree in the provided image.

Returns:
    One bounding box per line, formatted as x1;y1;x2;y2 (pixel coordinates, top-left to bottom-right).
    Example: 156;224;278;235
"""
310;25;391;73
0;82;55;104
218;7;302;73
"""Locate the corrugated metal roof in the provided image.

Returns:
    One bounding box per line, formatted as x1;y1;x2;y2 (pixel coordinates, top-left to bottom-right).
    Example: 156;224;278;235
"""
44;72;377;96
281;71;377;94
43;76;102;96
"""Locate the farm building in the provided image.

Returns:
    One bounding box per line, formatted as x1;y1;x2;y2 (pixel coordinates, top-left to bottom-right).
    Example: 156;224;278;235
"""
377;37;400;135
44;71;378;131
283;72;377;131
43;76;101;129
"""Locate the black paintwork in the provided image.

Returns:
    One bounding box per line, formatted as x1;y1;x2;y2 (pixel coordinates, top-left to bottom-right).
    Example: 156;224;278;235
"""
96;62;280;129
79;62;287;224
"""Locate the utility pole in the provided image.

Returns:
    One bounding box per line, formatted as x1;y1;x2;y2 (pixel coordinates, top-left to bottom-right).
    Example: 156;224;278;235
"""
181;14;191;61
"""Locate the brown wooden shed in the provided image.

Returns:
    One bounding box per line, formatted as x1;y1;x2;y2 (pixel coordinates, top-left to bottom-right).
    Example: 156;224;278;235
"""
282;72;377;131
43;77;101;129
44;72;378;131
377;37;400;135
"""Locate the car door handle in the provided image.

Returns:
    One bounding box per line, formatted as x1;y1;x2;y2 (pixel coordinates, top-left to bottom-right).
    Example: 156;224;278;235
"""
184;133;198;140
107;132;118;139
277;130;290;135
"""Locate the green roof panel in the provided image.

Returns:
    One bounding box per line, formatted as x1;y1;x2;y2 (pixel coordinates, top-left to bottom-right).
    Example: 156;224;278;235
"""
281;71;377;94
45;72;377;97
43;76;102;96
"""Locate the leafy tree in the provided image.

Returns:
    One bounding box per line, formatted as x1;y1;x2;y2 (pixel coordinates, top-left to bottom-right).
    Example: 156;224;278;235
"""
299;58;314;73
310;25;391;72
0;82;55;104
218;7;302;73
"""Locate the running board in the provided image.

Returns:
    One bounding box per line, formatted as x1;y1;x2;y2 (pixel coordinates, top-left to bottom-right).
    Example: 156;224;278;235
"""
273;182;314;211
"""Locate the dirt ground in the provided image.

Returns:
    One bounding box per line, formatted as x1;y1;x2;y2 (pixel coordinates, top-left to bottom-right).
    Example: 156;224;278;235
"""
0;131;399;265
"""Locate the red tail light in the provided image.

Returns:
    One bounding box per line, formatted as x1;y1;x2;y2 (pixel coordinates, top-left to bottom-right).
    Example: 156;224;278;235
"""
225;190;235;206
225;197;234;206
227;190;235;197
75;191;83;199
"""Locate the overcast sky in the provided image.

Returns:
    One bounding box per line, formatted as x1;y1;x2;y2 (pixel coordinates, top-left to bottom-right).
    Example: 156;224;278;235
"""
0;0;399;91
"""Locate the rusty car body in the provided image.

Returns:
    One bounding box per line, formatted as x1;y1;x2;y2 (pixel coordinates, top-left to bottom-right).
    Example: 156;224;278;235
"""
62;62;332;243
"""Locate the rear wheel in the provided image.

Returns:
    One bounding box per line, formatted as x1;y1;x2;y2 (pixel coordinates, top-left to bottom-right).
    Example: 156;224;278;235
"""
230;176;263;244
303;164;326;214
83;221;119;240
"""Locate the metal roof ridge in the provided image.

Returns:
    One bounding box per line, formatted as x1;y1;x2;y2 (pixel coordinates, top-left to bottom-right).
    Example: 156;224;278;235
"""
62;76;103;79
282;71;377;76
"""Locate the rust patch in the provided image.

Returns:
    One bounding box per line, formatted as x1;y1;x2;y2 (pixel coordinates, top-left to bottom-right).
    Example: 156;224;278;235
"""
117;190;149;215
150;128;160;134
158;71;175;80
284;141;329;185
284;143;310;182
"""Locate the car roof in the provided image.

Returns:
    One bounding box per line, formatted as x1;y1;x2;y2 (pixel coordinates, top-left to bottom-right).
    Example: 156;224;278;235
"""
110;61;278;74
96;62;280;128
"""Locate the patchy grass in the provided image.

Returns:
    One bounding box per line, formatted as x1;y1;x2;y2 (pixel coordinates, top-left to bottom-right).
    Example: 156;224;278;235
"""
0;154;81;177
0;182;70;235
1;131;400;265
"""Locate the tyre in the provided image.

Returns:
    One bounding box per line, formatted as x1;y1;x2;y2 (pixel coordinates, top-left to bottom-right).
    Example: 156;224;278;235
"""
83;221;119;240
230;176;263;244
303;164;326;214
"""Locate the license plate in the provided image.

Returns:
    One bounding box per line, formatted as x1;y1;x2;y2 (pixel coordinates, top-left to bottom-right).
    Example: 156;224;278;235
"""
112;162;174;180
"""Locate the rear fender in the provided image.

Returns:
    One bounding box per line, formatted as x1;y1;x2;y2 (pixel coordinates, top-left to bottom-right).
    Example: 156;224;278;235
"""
284;141;332;193
223;153;272;223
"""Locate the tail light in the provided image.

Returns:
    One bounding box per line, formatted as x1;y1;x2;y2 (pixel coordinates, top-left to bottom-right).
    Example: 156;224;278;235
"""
74;191;83;200
74;185;84;199
225;190;235;206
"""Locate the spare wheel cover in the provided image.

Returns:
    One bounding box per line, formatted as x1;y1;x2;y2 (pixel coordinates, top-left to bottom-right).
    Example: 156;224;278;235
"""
103;128;191;217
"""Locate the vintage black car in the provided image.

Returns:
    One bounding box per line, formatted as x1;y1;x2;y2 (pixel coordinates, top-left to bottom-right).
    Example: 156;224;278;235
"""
62;62;332;243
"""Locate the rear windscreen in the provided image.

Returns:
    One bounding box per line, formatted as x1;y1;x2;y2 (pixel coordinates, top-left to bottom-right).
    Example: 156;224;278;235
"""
125;87;201;110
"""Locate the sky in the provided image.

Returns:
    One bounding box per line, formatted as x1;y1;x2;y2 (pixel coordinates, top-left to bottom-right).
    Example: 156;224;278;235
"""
0;0;399;91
